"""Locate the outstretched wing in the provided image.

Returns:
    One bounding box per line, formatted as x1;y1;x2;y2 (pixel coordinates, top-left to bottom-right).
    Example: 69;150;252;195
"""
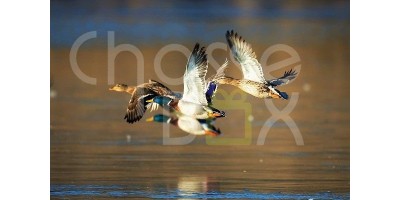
124;87;157;123
226;30;265;83
268;69;298;86
181;43;208;105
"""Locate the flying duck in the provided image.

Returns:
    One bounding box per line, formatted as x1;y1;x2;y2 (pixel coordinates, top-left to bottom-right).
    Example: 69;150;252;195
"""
109;80;181;123
147;43;225;119
216;30;297;99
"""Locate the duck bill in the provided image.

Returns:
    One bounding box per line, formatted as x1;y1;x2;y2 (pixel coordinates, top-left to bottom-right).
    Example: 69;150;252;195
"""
270;93;281;99
145;117;154;122
212;111;225;118
146;99;154;103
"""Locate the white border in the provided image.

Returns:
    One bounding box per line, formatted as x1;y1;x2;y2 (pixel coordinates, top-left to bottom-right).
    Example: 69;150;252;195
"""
0;0;49;199
351;0;400;198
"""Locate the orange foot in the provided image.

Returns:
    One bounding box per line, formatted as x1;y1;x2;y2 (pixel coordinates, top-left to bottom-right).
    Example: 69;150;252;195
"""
204;130;220;137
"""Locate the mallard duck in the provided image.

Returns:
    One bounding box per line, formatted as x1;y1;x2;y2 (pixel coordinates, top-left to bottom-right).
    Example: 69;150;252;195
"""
148;95;224;118
147;43;225;119
109;81;182;97
216;30;297;99
109;80;181;123
146;114;221;136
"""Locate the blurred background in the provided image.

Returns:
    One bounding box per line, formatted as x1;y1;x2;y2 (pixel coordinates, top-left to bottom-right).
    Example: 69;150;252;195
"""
51;0;349;199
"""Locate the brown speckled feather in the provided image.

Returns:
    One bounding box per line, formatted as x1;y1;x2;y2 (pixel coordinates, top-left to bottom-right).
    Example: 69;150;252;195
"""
124;87;157;123
124;81;178;123
220;30;296;100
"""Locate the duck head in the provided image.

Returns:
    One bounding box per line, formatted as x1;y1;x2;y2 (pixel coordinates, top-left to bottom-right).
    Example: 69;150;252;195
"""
109;83;129;92
146;114;170;123
206;106;225;118
209;110;225;118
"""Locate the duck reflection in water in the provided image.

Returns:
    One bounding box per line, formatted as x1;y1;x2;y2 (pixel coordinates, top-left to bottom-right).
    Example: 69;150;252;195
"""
177;175;220;197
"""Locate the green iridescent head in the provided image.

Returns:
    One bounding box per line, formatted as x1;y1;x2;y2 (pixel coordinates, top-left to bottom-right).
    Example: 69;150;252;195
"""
148;96;172;106
146;114;170;123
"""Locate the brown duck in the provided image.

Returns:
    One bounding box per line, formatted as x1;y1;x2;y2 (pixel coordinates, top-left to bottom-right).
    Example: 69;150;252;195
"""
109;80;181;123
216;30;298;99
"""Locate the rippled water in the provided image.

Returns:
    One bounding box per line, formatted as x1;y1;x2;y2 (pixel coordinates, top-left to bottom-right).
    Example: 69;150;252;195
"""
51;0;349;199
51;184;349;199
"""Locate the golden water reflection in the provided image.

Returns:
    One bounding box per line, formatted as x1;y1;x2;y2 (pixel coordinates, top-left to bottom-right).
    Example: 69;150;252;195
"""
177;175;219;197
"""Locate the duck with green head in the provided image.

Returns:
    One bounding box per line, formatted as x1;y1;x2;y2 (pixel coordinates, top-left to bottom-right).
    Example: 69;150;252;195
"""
146;114;221;136
147;43;225;119
215;30;298;100
147;96;224;118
